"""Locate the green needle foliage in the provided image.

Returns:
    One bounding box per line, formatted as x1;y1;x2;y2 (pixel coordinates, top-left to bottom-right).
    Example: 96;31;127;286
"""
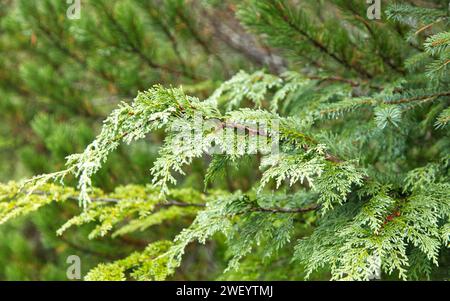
0;0;449;280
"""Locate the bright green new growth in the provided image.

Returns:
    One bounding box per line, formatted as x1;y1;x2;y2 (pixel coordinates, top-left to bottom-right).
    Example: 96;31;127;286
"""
1;0;449;280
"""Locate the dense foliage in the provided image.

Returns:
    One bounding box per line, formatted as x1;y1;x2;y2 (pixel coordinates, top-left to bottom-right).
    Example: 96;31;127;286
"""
0;0;449;280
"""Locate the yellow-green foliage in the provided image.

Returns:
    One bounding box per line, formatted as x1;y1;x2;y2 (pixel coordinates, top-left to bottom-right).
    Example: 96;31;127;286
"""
85;241;174;281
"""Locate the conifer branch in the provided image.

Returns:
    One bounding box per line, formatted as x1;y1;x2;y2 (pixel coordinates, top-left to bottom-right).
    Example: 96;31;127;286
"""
2;0;449;281
98;2;200;80
385;91;450;104
32;190;319;215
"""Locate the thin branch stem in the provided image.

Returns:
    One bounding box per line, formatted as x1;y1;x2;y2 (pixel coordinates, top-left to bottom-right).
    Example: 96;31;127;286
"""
30;191;318;215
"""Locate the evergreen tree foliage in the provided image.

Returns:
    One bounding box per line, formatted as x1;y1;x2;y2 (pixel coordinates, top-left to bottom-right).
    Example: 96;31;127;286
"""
0;0;449;280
